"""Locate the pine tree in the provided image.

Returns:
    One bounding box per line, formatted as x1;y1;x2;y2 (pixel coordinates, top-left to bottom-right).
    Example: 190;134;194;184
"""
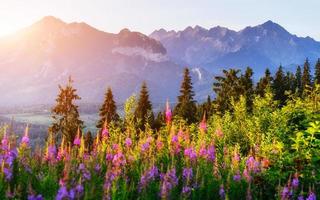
84;131;93;152
272;65;286;105
256;68;272;97
51;76;84;145
314;59;320;85
239;67;254;112
134;82;154;130
213;69;241;113
97;87;119;129
295;65;302;97
302;58;312;95
174;68;197;123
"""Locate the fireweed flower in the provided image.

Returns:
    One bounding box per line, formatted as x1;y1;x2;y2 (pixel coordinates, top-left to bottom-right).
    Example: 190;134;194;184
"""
207;145;216;162
199;115;207;132
165;100;172;124
233;170;241;182
281;186;291;200
139;165;159;191
182;167;193;180
73;129;81;146
125;138;132;148
21;125;30;146
160;168;178;199
56;185;69;200
292;175;299;189
306;192;316;200
199;145;207;158
219;185;225;200
184;147;197;161
1;132;9;151
112;152;126;167
215;128;224;138
141;141;150;153
156;139;164;150
182;186;192;195
28;194;44;200
102;127;109;140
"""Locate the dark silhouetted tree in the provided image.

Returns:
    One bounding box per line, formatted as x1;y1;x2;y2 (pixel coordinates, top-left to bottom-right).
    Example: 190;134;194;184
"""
174;68;197;123
213;69;241;113
51;76;84;145
295;65;302;97
256;68;273;97
272;65;287;105
239;67;254;112
84;131;93;152
97;87;119;129
302;58;312;95
314;59;320;85
134;82;154;130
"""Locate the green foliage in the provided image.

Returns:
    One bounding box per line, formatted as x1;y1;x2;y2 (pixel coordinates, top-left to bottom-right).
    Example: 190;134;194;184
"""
96;87;119;129
50;76;84;145
174;68;197;123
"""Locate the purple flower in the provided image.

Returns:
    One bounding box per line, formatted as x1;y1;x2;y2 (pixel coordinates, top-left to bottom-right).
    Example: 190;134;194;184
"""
184;147;197;161
182;168;193;180
56;186;69;200
141;142;150;152
139;165;159;191
207;145;215;162
298;195;305;200
219;185;225;199
292;177;299;189
112;152;126;167
1;134;9;151
171;135;178;143
281;187;290;200
233;171;241;182
102;128;109;139
306;192;316;200
125;138;132;148
3;167;12;181
182;186;192;195
21;135;30;146
73;136;81;146
160;168;178;198
28;194;43;200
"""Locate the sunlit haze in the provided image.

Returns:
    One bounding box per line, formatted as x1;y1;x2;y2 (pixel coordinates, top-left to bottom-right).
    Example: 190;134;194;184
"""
0;0;319;40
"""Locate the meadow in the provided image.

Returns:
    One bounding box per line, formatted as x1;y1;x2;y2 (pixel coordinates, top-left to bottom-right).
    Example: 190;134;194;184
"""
0;87;319;199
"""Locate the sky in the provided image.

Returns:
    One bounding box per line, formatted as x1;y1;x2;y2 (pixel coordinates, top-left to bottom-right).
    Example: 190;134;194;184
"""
0;0;319;40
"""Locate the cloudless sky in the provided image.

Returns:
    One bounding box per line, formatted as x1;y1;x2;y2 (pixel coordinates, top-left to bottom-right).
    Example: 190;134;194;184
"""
0;0;319;40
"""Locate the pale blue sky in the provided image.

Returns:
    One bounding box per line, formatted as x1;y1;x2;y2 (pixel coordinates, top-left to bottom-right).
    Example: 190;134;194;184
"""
0;0;319;40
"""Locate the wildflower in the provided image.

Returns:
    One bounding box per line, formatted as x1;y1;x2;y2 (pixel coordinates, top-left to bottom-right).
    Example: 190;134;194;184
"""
298;195;304;200
182;167;193;180
160;168;178;199
292;174;299;189
233;171;241;182
21;125;30;146
112;152;126;167
207;145;215;162
281;186;290;200
215;128;223;138
182;186;192;195
199;145;207;158
306;192;316;200
219;184;225;200
56;185;69;200
165;100;172;124
199;115;207;132
28;194;44;200
3;167;13;181
1;132;9;151
139;165;159;191
141;142;150;153
125;138;132;148
73;128;81;146
156;139;164;150
184;147;197;161
102;127;109;140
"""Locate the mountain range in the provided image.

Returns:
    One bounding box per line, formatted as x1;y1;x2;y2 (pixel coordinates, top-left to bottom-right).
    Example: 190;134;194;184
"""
150;21;320;76
0;16;319;106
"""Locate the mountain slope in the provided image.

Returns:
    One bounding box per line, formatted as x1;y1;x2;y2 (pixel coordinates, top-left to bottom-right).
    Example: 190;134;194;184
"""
150;21;320;76
0;16;211;105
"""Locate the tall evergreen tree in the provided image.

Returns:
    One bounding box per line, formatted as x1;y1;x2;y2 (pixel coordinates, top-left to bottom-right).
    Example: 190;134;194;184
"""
256;68;273;97
295;65;302;96
84;131;93;152
302;58;312;95
272;65;287;105
239;67;254;112
97;87;119;129
314;59;320;85
51;76;84;145
213;69;241;113
174;68;197;123
134;82;154;130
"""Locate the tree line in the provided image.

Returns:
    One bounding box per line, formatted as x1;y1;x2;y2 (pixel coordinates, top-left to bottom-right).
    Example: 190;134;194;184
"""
49;58;320;146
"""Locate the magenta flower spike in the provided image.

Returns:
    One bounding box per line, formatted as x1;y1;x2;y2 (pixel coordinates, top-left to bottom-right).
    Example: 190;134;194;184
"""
73;128;81;146
21;125;30;146
165;100;172;124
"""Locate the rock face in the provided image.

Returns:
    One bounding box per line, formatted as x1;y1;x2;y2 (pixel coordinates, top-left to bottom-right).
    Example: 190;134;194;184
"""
150;21;320;76
0;16;211;105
